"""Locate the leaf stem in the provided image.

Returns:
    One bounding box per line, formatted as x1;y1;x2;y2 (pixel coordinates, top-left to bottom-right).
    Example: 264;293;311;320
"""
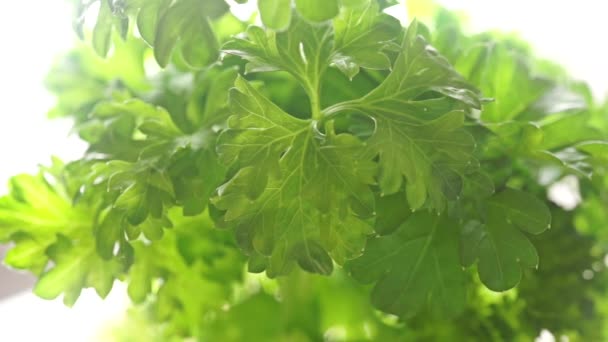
306;82;323;121
320;99;361;122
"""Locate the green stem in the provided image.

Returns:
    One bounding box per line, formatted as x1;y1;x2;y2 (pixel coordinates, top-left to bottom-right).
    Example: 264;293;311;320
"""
321;99;362;123
305;81;323;121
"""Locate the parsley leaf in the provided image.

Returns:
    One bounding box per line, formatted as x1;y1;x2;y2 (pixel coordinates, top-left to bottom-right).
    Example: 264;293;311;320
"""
214;76;376;275
258;0;292;30
295;0;339;22
461;189;551;291
332;1;401;79
0;167;126;306
223;6;399;115
327;21;481;210
127;211;244;336
455;41;551;123
153;0;223;68
346;212;465;318
4;2;606;339
83;98;226;256
73;0;228;67
223;15;333;118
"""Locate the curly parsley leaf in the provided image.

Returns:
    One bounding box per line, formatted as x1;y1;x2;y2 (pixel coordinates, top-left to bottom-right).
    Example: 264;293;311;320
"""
127;211;245;336
0;167;126;306
82;98;226;256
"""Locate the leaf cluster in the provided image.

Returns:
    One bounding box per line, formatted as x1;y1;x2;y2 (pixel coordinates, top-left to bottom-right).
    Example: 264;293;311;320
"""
1;1;608;340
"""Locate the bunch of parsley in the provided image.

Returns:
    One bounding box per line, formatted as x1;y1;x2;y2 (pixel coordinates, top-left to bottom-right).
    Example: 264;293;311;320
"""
1;1;607;340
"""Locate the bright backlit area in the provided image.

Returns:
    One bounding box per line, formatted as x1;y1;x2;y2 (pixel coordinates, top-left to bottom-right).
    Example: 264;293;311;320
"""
0;1;606;341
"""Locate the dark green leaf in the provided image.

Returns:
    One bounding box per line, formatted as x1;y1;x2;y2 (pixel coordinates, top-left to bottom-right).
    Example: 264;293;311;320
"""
461;189;551;291
347;212;466;318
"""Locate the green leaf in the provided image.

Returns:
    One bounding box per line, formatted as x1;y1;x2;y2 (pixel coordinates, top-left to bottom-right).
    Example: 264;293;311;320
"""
223;15;333;92
346;212;466;318
464;170;495;198
294;240;334;275
215;77;375;275
35;235;124;304
577;140;608;160
45;38;150;122
0;168;125;305
258;0;292;30
115;182;150;225
534;148;593;179
525;86;587;120
333;22;481;210
136;0;169;46
539;113;605;150
461;189;551;291
188;66;239;128
216;76;307;175
95;211;124;259
154;0;221;68
482;121;543;158
76;0;228;68
223;5;404;126
92;0;115;57
3;237;48;274
373;192;411;235
126;211;245;328
332;1;400;78
80;95;226;252
367;108;475;209
0;172;89;272
489;189;552;234
295;0;339;22
459;220;483;268
455;40;551;123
